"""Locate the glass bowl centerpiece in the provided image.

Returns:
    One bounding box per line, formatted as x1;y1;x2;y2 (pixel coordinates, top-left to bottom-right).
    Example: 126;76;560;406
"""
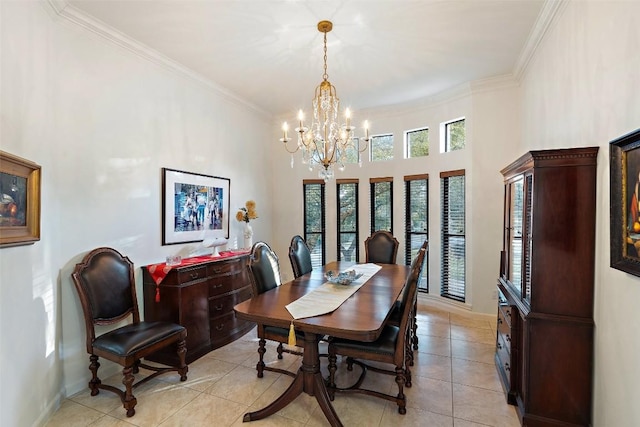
325;269;363;285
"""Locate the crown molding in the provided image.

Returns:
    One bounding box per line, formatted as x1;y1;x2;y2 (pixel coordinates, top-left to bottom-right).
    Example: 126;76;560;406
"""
513;0;568;82
42;0;272;119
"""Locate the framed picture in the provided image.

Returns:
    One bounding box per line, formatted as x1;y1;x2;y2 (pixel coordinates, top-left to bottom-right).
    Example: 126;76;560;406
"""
610;128;640;276
0;151;41;247
162;167;230;245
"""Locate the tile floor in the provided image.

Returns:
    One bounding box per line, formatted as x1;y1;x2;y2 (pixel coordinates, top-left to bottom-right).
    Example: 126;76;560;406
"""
46;300;520;427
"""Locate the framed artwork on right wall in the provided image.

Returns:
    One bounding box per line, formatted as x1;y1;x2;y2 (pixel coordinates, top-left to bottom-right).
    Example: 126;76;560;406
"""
610;127;640;277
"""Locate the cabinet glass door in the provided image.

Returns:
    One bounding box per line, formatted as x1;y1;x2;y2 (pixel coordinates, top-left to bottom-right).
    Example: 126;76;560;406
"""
508;177;524;292
523;174;533;302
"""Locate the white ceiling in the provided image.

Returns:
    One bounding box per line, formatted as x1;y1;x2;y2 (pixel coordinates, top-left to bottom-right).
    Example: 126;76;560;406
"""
61;0;547;118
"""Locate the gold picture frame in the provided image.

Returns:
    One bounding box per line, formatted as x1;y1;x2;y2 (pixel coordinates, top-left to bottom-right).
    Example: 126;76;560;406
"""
0;151;41;247
610;128;640;276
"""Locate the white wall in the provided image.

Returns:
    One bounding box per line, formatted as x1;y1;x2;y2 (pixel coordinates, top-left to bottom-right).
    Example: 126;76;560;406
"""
0;2;272;426
518;2;640;426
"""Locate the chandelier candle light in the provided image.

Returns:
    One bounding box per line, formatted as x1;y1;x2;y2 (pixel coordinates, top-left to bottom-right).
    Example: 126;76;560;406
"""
280;20;370;182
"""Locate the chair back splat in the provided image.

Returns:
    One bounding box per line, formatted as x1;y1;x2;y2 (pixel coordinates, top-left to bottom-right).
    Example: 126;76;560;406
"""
288;235;313;278
364;230;399;264
71;247;188;418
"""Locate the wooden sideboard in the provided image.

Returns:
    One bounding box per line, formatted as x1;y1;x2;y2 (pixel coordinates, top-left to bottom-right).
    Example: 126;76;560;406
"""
142;254;254;365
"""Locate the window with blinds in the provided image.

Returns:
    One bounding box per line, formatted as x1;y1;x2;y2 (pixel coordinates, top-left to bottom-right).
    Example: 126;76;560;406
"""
303;180;325;267
370;177;393;234
440;170;465;302
405;174;429;291
337;179;359;262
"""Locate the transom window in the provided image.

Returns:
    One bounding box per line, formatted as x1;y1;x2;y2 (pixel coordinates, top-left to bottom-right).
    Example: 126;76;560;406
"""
405;127;429;158
443;118;466;152
370;134;394;162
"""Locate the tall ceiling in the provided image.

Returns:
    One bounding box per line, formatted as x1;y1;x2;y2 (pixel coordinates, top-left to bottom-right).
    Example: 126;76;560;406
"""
62;0;546;118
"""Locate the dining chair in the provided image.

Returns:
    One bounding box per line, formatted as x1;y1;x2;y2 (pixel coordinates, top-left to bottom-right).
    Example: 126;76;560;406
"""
364;230;399;264
248;241;303;378
388;239;428;365
71;247;188;417
288;235;313;278
327;250;422;414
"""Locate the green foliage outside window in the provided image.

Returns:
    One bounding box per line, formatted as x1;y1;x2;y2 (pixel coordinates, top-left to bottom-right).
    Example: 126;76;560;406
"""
446;119;466;151
371;134;394;161
407;128;429;158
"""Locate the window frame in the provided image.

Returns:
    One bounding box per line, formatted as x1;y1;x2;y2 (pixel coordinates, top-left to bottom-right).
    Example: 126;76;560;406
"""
303;179;326;267
440;169;465;302
441;117;466;153
369;133;394;162
405;127;430;159
404;174;429;292
370;177;393;234
336;179;360;262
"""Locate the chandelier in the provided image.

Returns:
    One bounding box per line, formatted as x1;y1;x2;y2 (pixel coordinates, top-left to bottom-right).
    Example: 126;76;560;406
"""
280;20;369;182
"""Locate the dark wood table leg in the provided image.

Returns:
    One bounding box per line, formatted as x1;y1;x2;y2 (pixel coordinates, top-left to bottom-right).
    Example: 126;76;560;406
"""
243;332;343;427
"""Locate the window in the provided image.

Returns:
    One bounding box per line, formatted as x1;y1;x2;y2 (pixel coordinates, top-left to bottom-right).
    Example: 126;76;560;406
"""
370;134;394;162
443;118;465;152
440;170;465;302
405;174;428;291
370;177;393;234
303;180;325;267
336;179;359;262
343;137;362;166
405;127;429;158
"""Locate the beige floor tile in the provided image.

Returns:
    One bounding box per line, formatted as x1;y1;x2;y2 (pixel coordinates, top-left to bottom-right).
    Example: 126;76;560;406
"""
451;339;496;364
157;356;236;392
411;352;452;382
206;338;258;365
414;319;451;338
159;393;247;427
204;365;278;406
380;405;454;427
306;393;387;427
451;358;503;392
449;313;494;330
45;400;105;427
453;383;520;427
403;376;453;417
88;415;138;426
450;325;496;345
247;375;317;424
107;380;200;427
415;334;451;357
415;309;450;325
453;419;495;427
229;413;305;426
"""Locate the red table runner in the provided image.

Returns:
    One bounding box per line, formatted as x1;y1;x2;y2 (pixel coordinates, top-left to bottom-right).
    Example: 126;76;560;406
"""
146;250;250;302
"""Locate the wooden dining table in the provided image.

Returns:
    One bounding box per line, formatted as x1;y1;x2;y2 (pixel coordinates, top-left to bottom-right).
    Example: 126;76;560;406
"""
233;261;410;427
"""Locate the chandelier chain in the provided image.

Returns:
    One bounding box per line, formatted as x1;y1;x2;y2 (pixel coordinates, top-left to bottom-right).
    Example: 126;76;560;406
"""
323;32;328;82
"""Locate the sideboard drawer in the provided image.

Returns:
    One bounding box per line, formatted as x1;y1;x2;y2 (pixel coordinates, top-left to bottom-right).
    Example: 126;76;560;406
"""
207;257;244;276
209;271;244;296
209;286;253;317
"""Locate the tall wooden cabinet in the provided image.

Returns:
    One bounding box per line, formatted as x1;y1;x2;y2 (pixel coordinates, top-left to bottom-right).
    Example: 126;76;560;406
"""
142;254;254;365
495;147;598;427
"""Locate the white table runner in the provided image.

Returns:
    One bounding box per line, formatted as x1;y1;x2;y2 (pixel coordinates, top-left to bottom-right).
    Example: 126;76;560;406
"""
285;263;382;320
